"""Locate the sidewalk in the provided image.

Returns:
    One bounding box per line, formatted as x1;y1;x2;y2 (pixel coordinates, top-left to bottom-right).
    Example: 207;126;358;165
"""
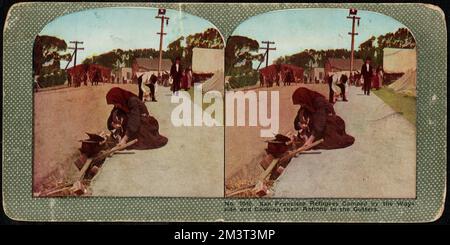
273;86;416;198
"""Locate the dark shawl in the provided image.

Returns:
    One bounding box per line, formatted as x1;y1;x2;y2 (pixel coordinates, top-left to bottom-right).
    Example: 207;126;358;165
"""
292;87;334;139
292;87;335;114
106;87;138;113
292;88;354;149
106;96;168;150
106;97;144;139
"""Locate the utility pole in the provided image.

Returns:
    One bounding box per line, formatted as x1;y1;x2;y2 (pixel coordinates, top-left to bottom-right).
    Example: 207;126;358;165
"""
347;8;360;77
67;41;84;68
256;41;276;71
155;8;169;77
260;41;276;68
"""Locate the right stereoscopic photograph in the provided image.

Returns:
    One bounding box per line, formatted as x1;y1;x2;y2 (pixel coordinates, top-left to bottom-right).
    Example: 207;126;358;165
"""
224;8;417;198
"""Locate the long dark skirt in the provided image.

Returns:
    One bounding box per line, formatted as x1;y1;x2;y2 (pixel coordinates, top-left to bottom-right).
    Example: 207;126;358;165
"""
128;115;168;150
296;115;354;150
316;115;354;150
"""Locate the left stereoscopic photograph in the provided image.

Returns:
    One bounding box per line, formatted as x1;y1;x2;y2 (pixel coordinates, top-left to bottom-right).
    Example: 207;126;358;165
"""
32;7;225;197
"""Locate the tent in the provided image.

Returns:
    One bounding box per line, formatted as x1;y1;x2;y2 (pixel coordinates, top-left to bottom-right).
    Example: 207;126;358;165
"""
192;48;224;74
383;48;417;97
202;70;224;94
192;47;224;93
388;69;417;97
383;48;417;74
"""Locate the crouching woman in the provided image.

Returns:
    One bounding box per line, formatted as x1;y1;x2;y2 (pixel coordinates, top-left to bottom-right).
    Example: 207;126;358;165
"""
106;87;168;150
292;87;354;150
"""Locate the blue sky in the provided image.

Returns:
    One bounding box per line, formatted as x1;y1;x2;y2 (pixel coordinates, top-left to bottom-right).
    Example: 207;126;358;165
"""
232;8;408;66
40;7;218;67
40;8;409;69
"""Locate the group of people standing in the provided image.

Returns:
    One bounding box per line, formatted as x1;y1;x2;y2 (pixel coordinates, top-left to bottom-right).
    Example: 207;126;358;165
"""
170;57;193;95
361;57;384;96
327;57;384;103
300;56;385;150
259;67;296;88
136;57;194;102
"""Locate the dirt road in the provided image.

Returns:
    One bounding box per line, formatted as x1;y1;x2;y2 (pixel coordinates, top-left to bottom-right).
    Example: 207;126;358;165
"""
34;84;224;197
33;83;138;192
273;86;416;198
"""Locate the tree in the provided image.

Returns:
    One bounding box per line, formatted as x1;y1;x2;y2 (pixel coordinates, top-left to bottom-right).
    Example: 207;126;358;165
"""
166;37;185;65
278;48;353;69
82;48;161;69
359;36;376;62
33;35;70;77
376;27;416;49
286;50;314;68
126;48;160;67
225;35;262;75
92;51;120;69
80;28;225;70
359;27;416;66
277;28;415;69
184;28;224;67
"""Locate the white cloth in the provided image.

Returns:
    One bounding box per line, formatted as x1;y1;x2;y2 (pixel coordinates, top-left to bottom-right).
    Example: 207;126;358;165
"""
329;74;340;93
140;80;149;93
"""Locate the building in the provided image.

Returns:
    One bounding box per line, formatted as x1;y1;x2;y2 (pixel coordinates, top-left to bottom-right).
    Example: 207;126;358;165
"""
313;67;325;83
131;58;172;81
112;67;132;84
306;67;325;84
324;58;364;80
67;64;111;87
259;63;304;86
282;64;304;82
87;64;111;84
